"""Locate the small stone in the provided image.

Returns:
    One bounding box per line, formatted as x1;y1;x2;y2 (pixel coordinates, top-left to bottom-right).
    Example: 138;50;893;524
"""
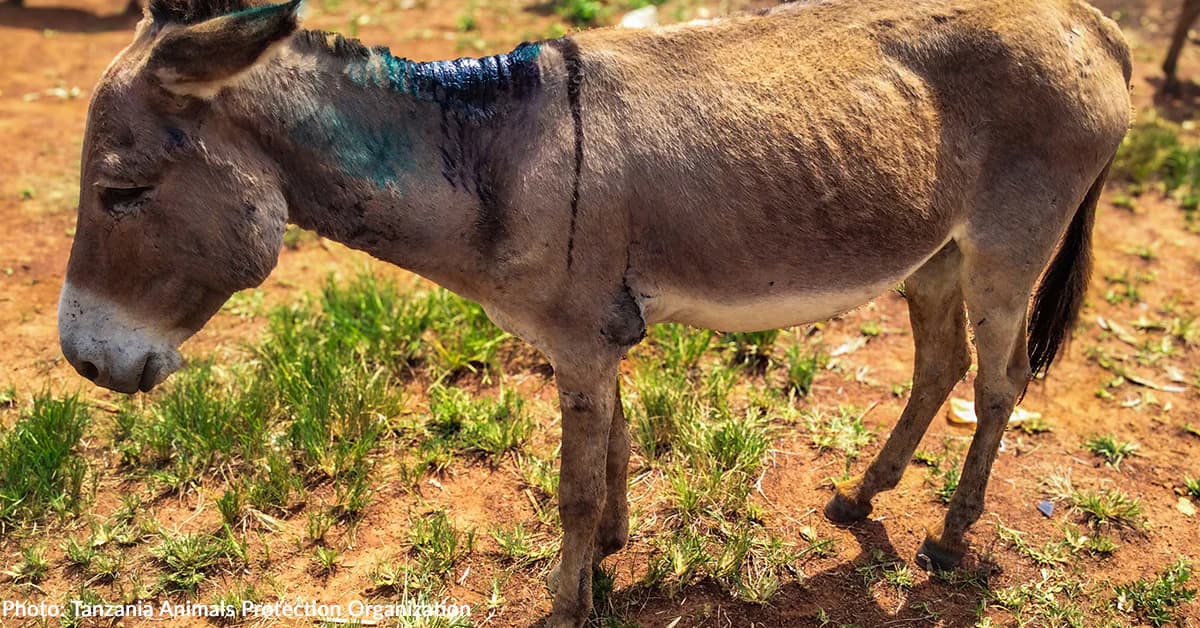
1037;500;1054;517
1178;497;1197;517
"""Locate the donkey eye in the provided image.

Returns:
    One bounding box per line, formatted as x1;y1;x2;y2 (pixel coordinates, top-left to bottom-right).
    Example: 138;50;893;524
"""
98;185;154;215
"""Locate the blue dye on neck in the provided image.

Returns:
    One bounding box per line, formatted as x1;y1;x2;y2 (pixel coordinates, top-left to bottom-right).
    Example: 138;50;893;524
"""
289;102;414;189
346;43;543;112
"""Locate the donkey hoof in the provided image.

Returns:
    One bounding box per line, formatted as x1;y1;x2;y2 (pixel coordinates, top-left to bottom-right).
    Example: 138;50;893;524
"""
915;537;964;572
547;562;562;591
824;493;872;524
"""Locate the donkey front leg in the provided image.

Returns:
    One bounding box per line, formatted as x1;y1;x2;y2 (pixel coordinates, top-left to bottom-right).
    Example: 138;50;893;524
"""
596;380;631;563
547;355;621;627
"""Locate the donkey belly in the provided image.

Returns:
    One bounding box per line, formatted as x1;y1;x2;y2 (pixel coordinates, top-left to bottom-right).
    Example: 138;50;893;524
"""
641;278;899;333
633;227;953;333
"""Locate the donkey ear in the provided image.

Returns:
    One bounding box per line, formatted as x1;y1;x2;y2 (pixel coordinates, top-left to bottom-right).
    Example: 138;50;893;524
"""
146;0;301;95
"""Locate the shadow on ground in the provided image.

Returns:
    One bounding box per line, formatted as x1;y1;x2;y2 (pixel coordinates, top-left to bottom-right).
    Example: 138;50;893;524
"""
0;1;139;32
584;520;994;627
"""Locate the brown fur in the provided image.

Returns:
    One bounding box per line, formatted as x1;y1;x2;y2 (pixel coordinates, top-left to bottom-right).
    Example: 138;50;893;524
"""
60;1;1131;624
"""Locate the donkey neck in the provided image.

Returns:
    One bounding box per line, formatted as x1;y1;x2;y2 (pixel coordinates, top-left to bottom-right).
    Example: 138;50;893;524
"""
233;31;552;297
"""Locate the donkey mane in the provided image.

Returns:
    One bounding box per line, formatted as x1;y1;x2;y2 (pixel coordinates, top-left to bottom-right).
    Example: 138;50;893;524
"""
292;29;545;113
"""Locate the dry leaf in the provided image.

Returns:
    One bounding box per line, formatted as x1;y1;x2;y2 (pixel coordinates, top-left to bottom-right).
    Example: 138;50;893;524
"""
948;397;1042;427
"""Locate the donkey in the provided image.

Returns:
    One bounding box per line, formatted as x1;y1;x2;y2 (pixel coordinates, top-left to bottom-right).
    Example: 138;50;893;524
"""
1164;0;1200;93
59;0;1130;623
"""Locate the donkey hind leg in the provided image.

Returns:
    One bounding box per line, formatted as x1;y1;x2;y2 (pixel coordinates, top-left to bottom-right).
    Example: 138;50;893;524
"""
825;242;971;524
1164;0;1200;93
916;253;1036;571
595;380;631;564
546;354;620;628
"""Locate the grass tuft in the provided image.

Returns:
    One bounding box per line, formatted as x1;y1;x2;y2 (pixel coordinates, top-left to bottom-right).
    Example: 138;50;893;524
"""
1113;560;1197;626
409;510;475;580
151;532;239;592
425;386;533;463
0;392;90;527
1082;434;1139;469
783;344;825;397
1071;488;1145;529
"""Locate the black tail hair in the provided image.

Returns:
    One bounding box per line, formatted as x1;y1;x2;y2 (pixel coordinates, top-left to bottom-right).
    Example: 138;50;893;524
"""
1027;160;1111;380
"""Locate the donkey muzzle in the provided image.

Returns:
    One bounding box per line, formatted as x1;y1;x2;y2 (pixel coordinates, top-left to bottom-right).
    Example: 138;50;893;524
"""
58;282;184;394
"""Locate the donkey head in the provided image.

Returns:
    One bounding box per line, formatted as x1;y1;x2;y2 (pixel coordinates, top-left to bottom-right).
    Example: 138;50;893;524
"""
59;0;302;393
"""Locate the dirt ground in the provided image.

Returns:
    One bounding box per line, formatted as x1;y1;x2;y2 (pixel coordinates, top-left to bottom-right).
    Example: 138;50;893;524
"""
0;0;1198;626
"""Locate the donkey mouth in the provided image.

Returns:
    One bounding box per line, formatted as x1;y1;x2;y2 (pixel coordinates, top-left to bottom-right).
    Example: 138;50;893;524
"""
136;351;182;393
138;355;159;393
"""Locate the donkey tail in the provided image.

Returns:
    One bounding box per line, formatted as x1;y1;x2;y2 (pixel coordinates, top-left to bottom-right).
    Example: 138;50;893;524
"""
1027;160;1111;379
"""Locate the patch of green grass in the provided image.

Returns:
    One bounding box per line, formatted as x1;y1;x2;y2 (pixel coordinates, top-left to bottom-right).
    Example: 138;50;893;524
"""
260;302;398;482
151;532;240;593
211;584;260;623
366;557;472;627
990;569;1087;628
855;549;915;591
1018;416;1053;435
648;323;713;372
421;288;509;380
783;344;825;397
805;405;874;460
4;544;49;584
87;550;125;583
997;523;1072;567
722;330;779;370
222;289;265;319
305;510;336;545
124;362;270;491
0;384;16;407
859;320;883;337
1072;488;1145;529
1110;111;1200;223
622;354;797;603
516;453;559;501
1113;113;1181;184
1083;434;1139;469
246;450;304;515
648;520;799;602
664;404;771;518
0;392;90;527
1184;476;1200;499
1104;269;1149;306
1113;560;1196;626
425;386;533;462
490;523;556;567
317;273;430;369
313;545;340;576
62;535;96;570
933;462;961;505
456;2;478;31
555;0;606;25
627;365;695;464
409;510;474;580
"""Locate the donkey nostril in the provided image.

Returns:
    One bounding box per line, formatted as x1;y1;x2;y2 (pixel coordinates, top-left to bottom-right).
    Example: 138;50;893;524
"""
79;361;100;381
